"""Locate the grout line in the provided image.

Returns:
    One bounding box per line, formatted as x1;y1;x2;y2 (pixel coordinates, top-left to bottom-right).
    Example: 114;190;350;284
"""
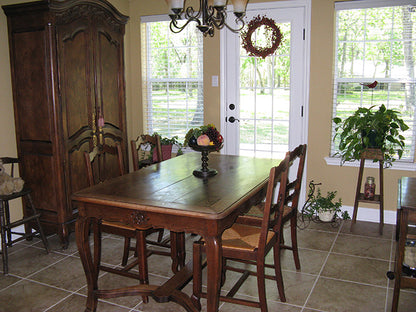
300;220;344;312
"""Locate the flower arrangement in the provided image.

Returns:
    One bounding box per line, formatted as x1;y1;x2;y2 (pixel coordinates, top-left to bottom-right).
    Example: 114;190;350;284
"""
184;124;224;151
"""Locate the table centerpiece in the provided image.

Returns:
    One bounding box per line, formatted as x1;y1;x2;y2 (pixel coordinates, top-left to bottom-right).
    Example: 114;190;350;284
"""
184;124;224;178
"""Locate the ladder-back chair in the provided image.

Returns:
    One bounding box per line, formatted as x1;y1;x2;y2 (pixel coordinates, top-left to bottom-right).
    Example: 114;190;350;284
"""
0;157;49;274
191;153;290;311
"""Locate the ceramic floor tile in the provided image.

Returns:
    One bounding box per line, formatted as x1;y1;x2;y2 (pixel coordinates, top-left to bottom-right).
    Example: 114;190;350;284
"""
306;277;387;312
0;272;21;289
0;220;402;311
386;287;416;312
321;253;390;286
341;220;394;239
45;293;135;312
296;229;337;251
0;279;70;312
4;246;65;277
333;233;391;260
29;255;87;291
219;301;302;312
278;247;328;275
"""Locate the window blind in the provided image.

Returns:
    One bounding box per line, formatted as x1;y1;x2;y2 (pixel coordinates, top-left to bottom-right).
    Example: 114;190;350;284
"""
331;0;416;163
141;18;204;141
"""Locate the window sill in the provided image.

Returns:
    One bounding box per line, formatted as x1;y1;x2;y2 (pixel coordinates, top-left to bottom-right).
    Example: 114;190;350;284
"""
324;157;416;171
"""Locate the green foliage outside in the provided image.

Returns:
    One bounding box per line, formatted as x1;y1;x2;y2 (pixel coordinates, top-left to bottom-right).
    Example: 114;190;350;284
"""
332;5;416;162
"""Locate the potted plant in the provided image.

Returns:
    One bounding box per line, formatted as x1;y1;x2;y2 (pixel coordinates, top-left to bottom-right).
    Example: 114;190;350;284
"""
153;134;183;162
333;104;409;168
304;188;346;222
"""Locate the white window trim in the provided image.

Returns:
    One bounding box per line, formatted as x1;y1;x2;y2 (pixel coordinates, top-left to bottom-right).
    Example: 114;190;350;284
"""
328;0;416;170
325;157;416;171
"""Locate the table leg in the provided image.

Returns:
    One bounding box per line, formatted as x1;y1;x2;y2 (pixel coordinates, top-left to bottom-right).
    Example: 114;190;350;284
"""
76;216;99;312
204;235;222;312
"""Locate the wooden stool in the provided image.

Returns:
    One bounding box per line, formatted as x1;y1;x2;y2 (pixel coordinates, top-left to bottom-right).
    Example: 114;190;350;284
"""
351;149;384;234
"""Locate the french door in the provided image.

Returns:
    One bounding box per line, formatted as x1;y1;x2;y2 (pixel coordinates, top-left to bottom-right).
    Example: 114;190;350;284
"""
221;2;308;158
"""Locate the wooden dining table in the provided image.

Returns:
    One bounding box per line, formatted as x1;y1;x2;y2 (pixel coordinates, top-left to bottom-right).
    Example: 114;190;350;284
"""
72;152;278;312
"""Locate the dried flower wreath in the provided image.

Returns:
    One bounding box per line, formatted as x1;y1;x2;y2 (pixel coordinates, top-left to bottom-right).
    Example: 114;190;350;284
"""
241;15;283;59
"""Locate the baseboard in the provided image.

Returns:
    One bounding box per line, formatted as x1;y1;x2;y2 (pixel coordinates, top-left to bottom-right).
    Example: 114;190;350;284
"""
342;205;397;225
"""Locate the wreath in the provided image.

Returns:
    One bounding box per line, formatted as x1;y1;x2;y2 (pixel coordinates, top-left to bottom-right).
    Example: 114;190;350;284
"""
241;15;283;59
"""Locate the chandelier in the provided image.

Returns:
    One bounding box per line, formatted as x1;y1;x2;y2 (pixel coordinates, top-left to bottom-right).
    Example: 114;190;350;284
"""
165;0;249;37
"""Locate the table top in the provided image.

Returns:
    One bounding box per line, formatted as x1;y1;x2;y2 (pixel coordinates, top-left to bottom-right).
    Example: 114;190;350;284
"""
398;177;416;211
72;153;278;220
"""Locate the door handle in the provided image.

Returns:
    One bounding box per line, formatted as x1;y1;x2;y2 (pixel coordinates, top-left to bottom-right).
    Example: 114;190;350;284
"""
228;116;240;123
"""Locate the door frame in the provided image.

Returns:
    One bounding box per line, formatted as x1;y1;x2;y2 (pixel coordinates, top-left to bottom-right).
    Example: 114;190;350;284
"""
220;0;311;152
219;0;311;208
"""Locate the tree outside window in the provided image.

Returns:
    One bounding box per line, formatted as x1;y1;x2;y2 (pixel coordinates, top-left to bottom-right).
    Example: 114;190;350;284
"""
332;1;416;163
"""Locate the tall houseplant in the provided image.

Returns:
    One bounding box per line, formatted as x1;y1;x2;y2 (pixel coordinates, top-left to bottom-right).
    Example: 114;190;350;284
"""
333;104;409;168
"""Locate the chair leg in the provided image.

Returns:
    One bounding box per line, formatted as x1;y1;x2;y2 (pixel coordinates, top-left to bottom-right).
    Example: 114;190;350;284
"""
157;229;164;243
136;230;149;303
256;258;268;312
0;200;9;274
273;241;286;302
290;215;300;270
121;237;131;266
191;241;202;311
26;194;49;253
4;201;12;246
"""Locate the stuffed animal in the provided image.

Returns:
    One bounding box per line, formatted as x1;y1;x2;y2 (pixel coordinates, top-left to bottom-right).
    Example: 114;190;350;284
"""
0;160;24;195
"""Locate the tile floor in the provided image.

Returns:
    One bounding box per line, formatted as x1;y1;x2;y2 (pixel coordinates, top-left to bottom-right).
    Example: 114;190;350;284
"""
0;219;415;312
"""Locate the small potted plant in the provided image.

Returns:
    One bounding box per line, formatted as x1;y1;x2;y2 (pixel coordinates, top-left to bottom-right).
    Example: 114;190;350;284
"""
153;134;183;162
333;104;409;168
305;188;345;222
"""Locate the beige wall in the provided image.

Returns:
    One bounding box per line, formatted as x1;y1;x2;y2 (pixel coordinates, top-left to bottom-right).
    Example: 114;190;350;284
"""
1;0;414;223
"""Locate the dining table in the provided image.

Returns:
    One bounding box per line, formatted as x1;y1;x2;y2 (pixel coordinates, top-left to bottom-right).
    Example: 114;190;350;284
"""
72;152;278;312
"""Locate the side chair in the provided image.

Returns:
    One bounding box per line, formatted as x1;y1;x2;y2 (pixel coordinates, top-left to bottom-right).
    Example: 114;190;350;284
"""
131;134;162;171
0;157;49;275
130;134;186;259
191;153;290;311
84;143;158;302
237;144;307;271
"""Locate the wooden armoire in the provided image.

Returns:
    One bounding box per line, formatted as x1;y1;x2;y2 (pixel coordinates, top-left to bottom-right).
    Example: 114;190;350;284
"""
2;0;129;248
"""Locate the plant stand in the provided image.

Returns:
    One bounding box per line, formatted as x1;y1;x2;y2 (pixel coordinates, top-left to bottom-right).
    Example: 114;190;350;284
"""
351;148;384;234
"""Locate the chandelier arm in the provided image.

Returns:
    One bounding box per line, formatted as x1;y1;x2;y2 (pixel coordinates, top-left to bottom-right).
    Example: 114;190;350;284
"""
222;18;245;33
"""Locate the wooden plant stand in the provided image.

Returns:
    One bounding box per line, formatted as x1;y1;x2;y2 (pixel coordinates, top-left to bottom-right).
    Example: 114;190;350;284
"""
351;149;384;234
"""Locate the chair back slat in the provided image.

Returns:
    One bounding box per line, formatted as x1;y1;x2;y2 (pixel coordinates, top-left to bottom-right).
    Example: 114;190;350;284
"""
286;144;307;210
131;134;162;171
258;153;290;253
84;143;124;187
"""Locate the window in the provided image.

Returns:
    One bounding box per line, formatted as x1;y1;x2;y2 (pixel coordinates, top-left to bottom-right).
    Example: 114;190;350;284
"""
141;17;204;140
331;0;416;164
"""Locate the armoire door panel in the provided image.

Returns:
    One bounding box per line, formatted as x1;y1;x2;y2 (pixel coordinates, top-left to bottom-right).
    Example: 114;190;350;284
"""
97;30;124;131
57;25;92;142
12;30;51;141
